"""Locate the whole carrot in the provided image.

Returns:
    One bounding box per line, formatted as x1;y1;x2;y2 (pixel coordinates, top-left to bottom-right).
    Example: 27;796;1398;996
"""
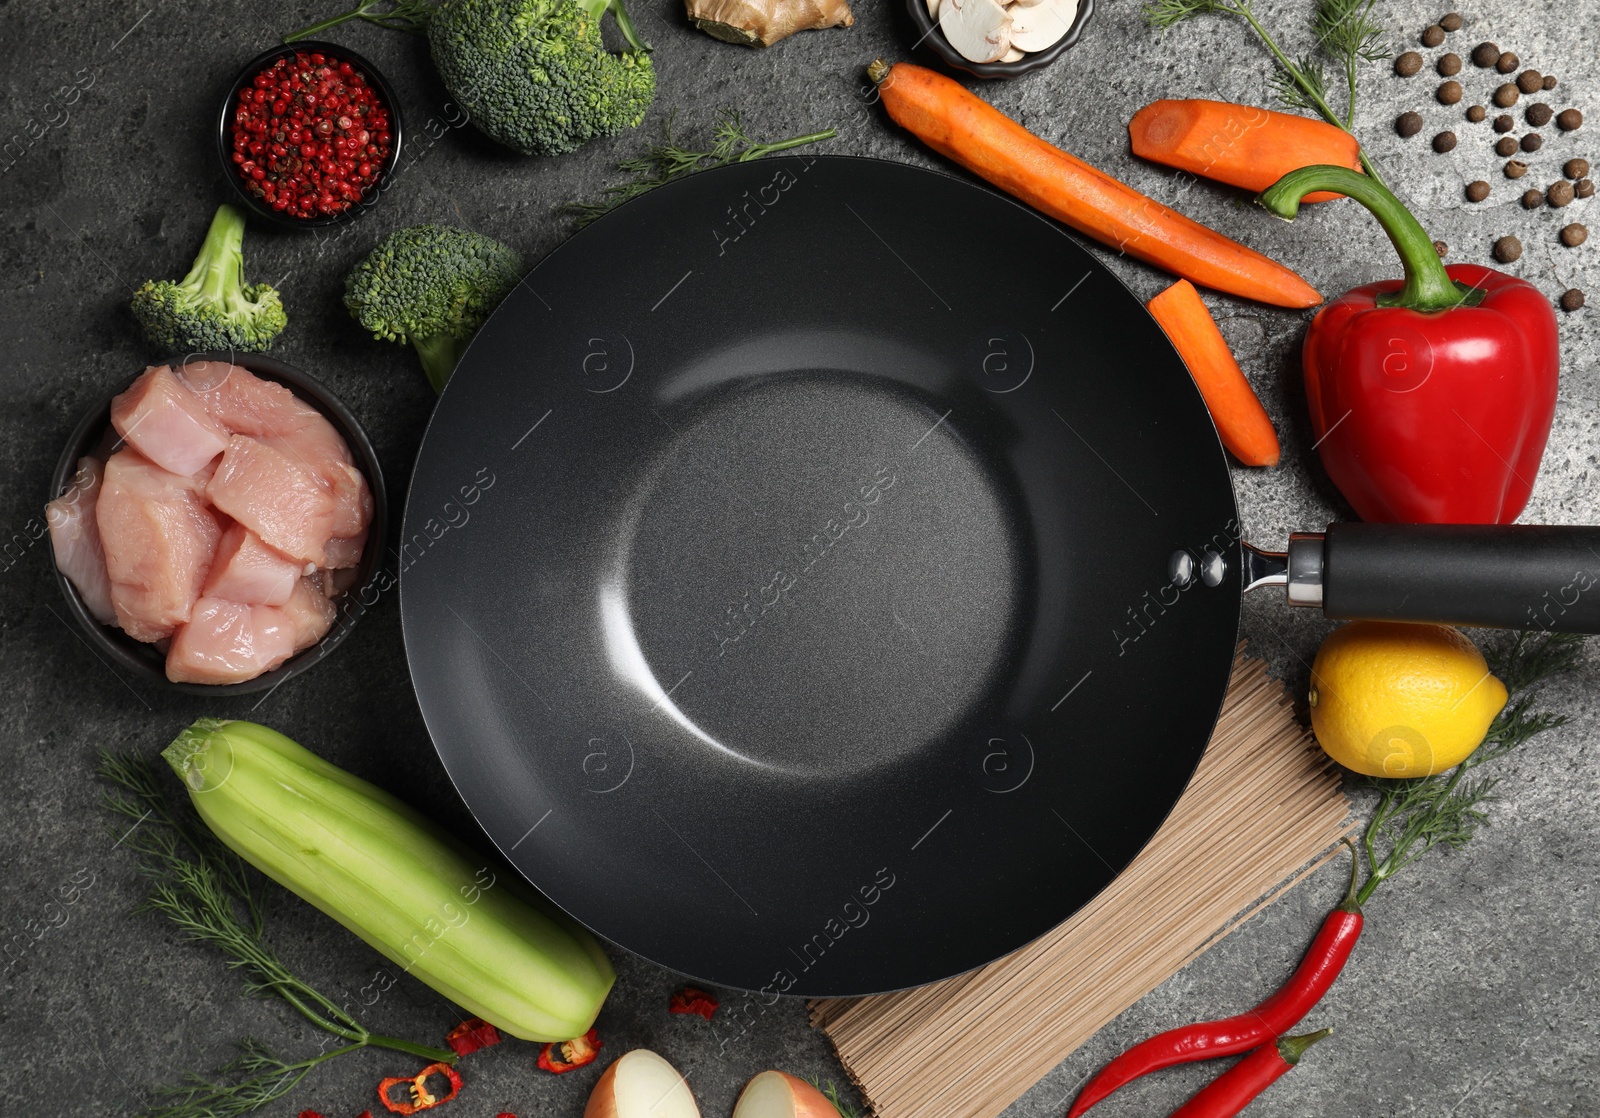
1168;1029;1333;1118
1067;844;1361;1117
1147;279;1280;466
1130;100;1362;203
866;60;1321;309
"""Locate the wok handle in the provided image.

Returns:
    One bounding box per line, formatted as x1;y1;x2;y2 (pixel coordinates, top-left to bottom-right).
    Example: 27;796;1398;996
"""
1307;523;1600;633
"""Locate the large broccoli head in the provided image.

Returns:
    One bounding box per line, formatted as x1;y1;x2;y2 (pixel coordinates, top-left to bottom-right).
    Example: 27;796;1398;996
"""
132;204;287;353
344;224;524;393
429;0;656;157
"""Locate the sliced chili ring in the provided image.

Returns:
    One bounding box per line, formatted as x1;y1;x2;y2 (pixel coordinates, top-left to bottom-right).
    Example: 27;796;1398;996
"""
537;1028;602;1074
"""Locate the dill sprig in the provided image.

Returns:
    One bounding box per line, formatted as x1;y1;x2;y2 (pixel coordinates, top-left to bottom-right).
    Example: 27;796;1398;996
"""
804;1076;864;1118
563;110;836;227
1354;633;1584;906
99;751;455;1118
1144;0;1390;187
284;0;435;43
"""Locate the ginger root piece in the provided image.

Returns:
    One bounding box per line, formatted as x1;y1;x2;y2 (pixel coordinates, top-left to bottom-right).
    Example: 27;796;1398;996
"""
685;0;854;47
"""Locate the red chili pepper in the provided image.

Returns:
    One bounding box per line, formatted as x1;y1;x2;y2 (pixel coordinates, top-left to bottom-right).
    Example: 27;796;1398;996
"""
377;1062;463;1115
537;1028;602;1074
1168;1029;1333;1118
1258;165;1559;524
299;1112;328;1118
669;986;719;1020
1067;844;1361;1117
445;1018;502;1057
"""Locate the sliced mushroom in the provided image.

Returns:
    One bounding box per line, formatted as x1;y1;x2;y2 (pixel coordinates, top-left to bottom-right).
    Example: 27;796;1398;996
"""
1008;0;1078;52
940;0;1013;63
1001;45;1026;61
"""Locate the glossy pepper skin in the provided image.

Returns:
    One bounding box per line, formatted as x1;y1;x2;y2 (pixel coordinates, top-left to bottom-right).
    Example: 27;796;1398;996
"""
1261;166;1559;524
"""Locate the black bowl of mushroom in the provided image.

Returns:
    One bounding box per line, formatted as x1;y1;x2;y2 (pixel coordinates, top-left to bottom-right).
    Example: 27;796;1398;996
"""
908;0;1094;78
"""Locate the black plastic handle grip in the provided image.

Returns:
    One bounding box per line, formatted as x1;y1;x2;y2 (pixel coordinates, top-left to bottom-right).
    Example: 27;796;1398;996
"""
1323;523;1600;633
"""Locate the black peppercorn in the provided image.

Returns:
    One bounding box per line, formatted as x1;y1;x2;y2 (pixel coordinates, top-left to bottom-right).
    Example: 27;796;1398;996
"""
1565;158;1591;180
1521;133;1543;152
1395;51;1424;76
1560;223;1588;247
1440;11;1463;30
1526;103;1554;127
1471;41;1500;67
1433;240;1449;257
1433;131;1458;153
1497;51;1519;73
1466;105;1487;123
1493;114;1515;133
1578;179;1596;199
1557;108;1583;131
1396;111;1425;137
1495;136;1519;157
1522;188;1545;209
1505;160;1529;178
1517;70;1543;94
1549;180;1576;207
1493;83;1520;108
1437;53;1463;77
1465;180;1491;201
1493;235;1523;262
1421;24;1446;47
1437;80;1463;105
1560;289;1585;312
1543;74;1558;90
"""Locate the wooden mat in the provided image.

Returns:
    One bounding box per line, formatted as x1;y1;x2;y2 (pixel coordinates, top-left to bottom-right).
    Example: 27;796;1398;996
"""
809;647;1354;1118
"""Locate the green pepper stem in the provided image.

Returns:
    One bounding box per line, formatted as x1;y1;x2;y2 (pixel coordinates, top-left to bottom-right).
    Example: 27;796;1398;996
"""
1338;836;1361;913
1257;165;1478;313
1277;1027;1334;1066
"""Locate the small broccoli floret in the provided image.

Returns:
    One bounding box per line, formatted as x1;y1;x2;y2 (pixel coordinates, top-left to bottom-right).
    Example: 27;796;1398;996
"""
131;204;287;353
428;0;656;157
343;224;524;392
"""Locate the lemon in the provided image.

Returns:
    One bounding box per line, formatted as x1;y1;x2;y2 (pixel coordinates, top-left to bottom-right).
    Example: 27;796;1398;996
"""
1308;621;1507;778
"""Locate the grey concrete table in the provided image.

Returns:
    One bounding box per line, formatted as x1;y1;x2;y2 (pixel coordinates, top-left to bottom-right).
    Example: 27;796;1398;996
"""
2;1;1597;1115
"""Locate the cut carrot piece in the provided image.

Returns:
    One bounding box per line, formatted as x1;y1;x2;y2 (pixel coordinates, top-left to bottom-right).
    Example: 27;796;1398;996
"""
867;60;1321;309
1147;279;1281;467
1129;100;1363;203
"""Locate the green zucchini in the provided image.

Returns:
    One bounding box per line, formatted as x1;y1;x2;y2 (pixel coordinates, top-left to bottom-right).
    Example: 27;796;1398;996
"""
163;718;614;1042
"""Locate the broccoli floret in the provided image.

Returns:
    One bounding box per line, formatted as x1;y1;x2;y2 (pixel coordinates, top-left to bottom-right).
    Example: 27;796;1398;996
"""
343;224;524;393
428;0;656;157
131;204;287;353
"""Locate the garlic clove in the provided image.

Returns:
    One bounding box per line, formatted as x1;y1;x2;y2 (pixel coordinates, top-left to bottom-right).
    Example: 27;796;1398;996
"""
940;0;1013;63
925;0;940;18
1008;0;1078;52
1001;45;1026;61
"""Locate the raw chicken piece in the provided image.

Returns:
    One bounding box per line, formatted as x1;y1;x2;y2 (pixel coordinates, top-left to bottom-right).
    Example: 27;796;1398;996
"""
46;457;116;625
178;361;372;538
261;428;370;538
176;361;322;438
166;597;297;684
96;450;221;641
280;576;339;651
206;435;336;566
322;528;367;570
110;365;230;476
203;523;301;606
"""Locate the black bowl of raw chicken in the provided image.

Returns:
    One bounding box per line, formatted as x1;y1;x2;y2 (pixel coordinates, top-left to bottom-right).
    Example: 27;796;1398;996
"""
47;353;386;695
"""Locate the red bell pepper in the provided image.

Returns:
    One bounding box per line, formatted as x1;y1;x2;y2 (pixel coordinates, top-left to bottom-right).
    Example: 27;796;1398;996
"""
1258;165;1558;524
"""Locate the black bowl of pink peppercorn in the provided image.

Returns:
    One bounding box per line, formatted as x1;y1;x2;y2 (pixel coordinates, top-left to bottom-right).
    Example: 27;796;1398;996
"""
217;41;403;229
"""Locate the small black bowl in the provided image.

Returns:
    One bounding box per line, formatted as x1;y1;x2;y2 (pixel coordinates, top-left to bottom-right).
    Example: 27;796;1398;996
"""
906;0;1095;79
49;352;388;697
217;40;404;230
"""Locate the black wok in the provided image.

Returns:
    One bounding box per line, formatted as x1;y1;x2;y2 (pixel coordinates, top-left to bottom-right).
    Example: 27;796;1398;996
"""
401;157;1600;997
